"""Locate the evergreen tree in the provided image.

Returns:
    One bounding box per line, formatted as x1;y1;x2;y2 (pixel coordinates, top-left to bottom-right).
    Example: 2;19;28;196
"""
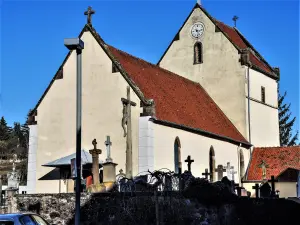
0;116;12;141
278;91;299;146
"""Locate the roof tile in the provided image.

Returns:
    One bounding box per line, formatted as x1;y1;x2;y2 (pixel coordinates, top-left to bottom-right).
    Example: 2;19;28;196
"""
108;45;247;144
247;146;300;181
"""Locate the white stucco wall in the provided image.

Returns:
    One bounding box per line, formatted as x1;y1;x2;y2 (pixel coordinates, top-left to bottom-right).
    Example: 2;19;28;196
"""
243;182;297;198
138;116;154;174
245;68;280;147
159;7;247;138
34;31;142;193
152;122;250;184
26;125;38;194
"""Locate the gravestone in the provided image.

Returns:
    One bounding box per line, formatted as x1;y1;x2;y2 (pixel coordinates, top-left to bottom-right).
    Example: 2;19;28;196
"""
260;182;271;198
215;165;226;181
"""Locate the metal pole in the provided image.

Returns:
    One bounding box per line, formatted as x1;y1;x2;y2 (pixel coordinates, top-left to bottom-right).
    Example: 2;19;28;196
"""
75;48;82;225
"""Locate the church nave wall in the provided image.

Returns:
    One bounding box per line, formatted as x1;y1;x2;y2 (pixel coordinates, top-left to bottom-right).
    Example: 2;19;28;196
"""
151;122;251;184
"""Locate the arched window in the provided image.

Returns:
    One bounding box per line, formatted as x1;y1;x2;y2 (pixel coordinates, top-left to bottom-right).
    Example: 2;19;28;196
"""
209;146;216;182
194;42;203;64
174;137;182;174
240;150;245;179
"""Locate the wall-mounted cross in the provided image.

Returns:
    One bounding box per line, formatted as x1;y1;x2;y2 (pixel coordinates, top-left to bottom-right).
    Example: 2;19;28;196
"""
252;183;260;199
84;6;96;25
184;155;194;173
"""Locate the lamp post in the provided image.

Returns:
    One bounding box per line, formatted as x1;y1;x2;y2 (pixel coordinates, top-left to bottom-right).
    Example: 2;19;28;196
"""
64;37;84;225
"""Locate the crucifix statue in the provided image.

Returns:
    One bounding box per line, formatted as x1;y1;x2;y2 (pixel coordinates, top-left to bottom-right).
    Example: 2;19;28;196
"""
84;6;96;25
121;86;136;178
184;155;194;173
258;160;269;180
104;136;112;162
215;165;226;181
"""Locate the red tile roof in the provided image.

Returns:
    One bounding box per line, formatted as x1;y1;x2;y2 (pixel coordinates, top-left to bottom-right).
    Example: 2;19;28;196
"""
108;45;248;144
246;146;300;181
215;21;274;75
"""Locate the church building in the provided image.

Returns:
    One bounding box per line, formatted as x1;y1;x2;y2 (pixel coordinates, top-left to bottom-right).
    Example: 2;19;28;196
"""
25;3;298;197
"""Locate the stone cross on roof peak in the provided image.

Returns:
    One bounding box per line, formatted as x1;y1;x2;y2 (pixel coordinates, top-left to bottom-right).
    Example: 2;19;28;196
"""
84;6;95;25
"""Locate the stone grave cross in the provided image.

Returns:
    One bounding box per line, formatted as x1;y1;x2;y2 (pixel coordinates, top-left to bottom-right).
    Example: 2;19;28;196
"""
215;165;226;181
225;162;231;179
184;155;194;173
121;86;137;178
84;6;95;25
104;135;112;162
230;166;237;181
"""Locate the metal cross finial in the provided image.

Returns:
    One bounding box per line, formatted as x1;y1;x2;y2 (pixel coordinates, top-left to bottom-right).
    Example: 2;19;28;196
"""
92;138;97;150
202;168;212;180
84;6;95;25
233;15;239;27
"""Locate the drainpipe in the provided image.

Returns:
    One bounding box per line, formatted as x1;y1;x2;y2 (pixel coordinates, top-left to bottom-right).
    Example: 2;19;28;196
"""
237;143;242;186
247;65;251;144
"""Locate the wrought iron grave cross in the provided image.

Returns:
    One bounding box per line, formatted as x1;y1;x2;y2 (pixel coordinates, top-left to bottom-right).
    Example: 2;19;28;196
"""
202;168;212;180
84;6;95;25
268;175;278;197
185;155;194;173
252;183;260;199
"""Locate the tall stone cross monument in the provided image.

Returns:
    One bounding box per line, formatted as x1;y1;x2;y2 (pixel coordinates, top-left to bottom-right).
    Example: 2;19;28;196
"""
89;139;102;185
121;86;136;178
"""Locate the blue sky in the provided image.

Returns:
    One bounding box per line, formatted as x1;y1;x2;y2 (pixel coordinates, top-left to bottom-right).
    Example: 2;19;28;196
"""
1;0;299;135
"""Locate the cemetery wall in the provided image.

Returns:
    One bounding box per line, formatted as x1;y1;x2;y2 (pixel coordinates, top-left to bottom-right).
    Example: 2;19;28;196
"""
12;192;300;225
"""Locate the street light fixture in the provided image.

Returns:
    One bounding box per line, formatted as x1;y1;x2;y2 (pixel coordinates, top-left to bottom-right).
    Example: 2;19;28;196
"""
64;37;84;225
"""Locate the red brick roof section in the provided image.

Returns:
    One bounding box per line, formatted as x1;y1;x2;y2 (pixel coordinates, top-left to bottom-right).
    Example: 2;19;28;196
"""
108;45;248;144
247;146;300;181
215;21;274;75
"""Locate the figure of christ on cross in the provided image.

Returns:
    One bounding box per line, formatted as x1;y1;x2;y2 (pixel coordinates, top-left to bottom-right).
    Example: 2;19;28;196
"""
121;86;136;178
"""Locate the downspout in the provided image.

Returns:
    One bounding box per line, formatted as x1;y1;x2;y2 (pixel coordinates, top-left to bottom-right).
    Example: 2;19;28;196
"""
247;65;251;144
237;143;242;186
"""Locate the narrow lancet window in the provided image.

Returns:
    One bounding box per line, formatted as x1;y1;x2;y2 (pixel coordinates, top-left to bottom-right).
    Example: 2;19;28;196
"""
194;42;203;64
